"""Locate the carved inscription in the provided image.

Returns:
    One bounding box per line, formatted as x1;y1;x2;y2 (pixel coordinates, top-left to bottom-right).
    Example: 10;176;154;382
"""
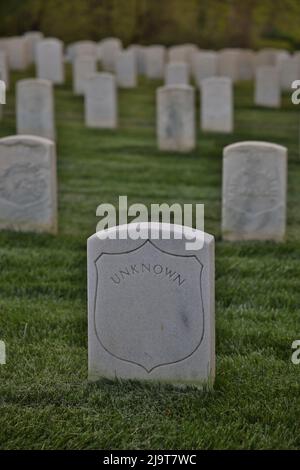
0;163;47;206
110;262;186;287
226;153;280;215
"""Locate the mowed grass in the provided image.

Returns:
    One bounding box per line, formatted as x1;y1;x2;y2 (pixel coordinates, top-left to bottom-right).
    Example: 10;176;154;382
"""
0;64;300;450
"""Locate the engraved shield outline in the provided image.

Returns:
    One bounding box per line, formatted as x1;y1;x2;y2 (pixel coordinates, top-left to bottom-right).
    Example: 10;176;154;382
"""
93;239;205;373
0;140;51;209
224;151;283;218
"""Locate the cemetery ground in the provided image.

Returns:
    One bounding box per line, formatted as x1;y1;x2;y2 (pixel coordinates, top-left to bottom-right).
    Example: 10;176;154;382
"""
0;65;300;450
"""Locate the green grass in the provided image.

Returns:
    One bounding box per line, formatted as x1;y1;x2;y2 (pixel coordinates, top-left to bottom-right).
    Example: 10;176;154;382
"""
0;65;300;450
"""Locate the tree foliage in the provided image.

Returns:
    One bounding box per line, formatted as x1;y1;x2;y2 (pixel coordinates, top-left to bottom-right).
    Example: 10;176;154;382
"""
0;0;299;49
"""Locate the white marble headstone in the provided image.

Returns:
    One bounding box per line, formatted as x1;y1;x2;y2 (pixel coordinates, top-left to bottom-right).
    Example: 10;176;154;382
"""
88;222;215;387
24;31;43;63
73;55;97;95
278;56;299;92
145;46;166;79
165;62;189;86
218;49;240;82
192;51;218;87
157;85;195;152
115;49;137;88
36;39;65;84
100;38;122;72
255;65;280;108
238;50;255;80
222;141;287;241
128;45;147;75
84;73;117;128
16;79;55;141
201;77;233;133
6;37;29;70
71;41;97;61
255;48;284;67
168;45;188;64
0;135;57;233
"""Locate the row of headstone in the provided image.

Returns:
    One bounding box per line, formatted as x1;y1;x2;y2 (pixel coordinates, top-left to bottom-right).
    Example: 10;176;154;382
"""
0;135;286;241
69;51;292;124
1;32;300;90
165;51;299;105
157;78;233;151
164;61;285;110
0;32;43;70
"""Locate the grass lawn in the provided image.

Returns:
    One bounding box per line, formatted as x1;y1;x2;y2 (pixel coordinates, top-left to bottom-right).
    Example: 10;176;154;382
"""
0;65;300;450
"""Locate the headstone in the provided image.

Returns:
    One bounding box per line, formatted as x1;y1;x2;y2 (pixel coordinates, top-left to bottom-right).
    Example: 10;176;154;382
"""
274;50;291;68
0;39;8;53
183;44;199;67
255;48;281;67
278;56;299;91
168;45;188;63
222;141;287;241
24;31;43;63
115;49;137;88
165;62;189;86
145;45;166;79
157;85;195;152
255;65;280;108
73;55;97;95
128;45;146;75
36;38;65;84
71;40;97;61
6;37;29;70
0;135;57;233
218;48;240;82
84;73;117;128
292;52;300;84
87;222;215;387
0;51;9;89
99;38;122;72
192;51;218;87
238;49;255;80
16;79;55;141
201;77;233;133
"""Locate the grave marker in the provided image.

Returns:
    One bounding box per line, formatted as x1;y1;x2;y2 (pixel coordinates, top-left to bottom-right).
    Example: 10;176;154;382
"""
222;141;287;241
0;135;57;233
88;222;215;387
157;85;195;152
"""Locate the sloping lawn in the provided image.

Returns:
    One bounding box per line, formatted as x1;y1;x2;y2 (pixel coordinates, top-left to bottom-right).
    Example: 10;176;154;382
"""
0;65;299;449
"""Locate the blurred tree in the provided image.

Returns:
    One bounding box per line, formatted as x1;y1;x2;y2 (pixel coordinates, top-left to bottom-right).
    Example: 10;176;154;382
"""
0;0;300;49
227;0;259;47
197;0;229;48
